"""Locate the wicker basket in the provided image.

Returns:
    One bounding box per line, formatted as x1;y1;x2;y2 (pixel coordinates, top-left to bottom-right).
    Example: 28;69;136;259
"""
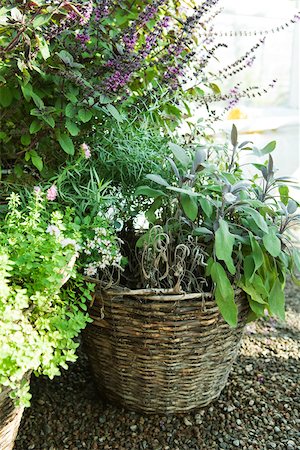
0;386;25;450
83;287;249;413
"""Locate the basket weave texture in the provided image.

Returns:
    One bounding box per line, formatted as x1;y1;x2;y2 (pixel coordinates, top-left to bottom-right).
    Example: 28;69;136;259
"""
83;287;249;413
0;386;24;450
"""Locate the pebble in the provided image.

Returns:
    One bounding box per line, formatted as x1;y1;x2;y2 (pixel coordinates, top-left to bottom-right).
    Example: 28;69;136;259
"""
14;281;300;450
183;417;193;426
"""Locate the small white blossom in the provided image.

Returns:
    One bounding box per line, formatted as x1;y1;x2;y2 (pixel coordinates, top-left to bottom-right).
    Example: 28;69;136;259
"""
46;225;61;237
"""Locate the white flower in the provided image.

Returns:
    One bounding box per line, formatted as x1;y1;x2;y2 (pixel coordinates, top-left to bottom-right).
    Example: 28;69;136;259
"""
60;238;80;251
46;225;61;237
84;265;98;276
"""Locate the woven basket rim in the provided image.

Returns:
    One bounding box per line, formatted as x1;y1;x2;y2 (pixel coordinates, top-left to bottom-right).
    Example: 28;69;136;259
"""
84;277;242;300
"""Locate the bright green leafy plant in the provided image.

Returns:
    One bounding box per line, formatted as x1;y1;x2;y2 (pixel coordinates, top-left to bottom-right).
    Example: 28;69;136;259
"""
0;190;94;406
134;125;300;327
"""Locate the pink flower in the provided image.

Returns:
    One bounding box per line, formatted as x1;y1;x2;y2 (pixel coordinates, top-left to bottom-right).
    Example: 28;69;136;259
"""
81;143;91;159
46;185;58;201
33;186;42;194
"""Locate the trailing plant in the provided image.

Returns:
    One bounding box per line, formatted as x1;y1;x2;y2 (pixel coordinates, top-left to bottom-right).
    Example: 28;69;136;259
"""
133;125;300;327
0;190;94;406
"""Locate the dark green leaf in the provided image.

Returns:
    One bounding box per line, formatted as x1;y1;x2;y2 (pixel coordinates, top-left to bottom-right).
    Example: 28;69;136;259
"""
57;132;74;155
29;120;42;134
0;87;13;107
180;194;198;221
211;262;237;327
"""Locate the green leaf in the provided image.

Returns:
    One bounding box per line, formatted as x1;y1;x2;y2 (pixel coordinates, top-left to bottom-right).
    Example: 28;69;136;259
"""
279;185;289;205
199;196;213;218
30;151;43;171
33;14;51;28
167;186;200;196
146;174;169;187
145;198;162;224
215;219;236;275
259;141;276;155
249;233;264;277
180;194;198;221
58;50;74;65
244;207;268;233
135;186;166;198
56;132;74;155
31;93;44;109
239;282;266;304
42;116;55;128
65;103;76;118
39;37;50;60
78;109;93;123
193;227;213;236
211;262;237;327
29;120;42;134
248;299;265;317
269;279;285;321
21;134;31;146
231;124;238;146
65;119;80;136
205;257;214;276
105;104;124;122
168;143;190;167
263;228;281;257
0;86;13;107
21;83;33;101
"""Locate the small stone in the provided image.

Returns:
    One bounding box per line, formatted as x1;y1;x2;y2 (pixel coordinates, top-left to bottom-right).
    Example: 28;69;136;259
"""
194;414;202;425
249;400;254;406
233;440;240;447
130;425;137;432
287;441;295;448
245;364;253;373
236;419;242;426
183;417;193;426
227;405;235;412
274;426;280;433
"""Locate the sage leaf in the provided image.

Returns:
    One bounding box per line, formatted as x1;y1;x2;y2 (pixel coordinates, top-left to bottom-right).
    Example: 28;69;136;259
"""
245;207;268;233
169;142;190;167
269;279;285;321
180;194;198;221
146;174;169;187
263;228;281;257
211;261;237;327
215;219;236;275
135;186;166;198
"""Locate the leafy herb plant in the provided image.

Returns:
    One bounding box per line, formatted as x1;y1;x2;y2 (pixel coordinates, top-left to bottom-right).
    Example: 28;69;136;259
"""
0;191;93;405
134;125;300;327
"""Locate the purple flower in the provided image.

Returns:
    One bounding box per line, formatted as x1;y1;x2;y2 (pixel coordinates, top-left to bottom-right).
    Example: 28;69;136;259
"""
81;143;91;159
76;33;90;46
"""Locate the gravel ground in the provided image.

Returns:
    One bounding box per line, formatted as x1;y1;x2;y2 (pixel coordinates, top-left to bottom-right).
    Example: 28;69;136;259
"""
15;283;300;450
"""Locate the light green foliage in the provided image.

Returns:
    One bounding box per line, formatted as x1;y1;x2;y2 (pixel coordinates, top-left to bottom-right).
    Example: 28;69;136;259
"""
135;125;300;327
0;192;93;406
